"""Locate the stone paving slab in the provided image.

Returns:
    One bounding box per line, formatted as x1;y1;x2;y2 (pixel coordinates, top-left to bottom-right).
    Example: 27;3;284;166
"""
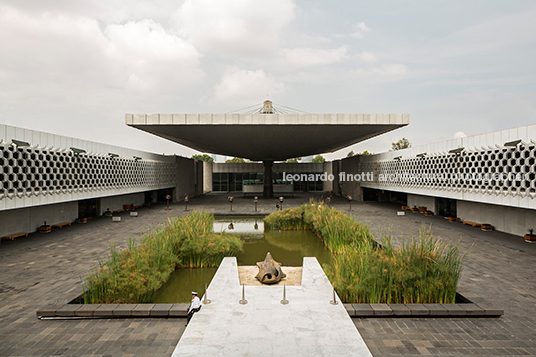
172;257;372;357
113;304;136;316
132;303;154;316
75;303;101;317
56;304;82;317
0;194;533;356
151;303;173;316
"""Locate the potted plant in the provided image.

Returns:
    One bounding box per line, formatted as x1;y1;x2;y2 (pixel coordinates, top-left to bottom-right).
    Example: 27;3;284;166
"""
481;223;493;231
39;221;52;233
525;229;536;242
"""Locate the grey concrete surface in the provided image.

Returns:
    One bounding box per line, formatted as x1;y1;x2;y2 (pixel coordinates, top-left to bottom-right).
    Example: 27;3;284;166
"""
1;192;535;356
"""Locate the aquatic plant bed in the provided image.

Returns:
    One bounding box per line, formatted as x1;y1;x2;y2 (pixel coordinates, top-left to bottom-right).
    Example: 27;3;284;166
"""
82;212;242;304
265;203;469;305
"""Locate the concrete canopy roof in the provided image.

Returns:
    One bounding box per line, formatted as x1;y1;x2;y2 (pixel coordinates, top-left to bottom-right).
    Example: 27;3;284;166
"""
126;113;409;161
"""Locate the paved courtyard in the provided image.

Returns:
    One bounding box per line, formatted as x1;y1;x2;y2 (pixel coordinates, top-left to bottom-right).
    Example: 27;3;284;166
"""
1;193;535;356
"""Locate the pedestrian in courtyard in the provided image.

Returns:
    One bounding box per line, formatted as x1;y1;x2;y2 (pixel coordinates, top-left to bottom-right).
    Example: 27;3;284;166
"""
186;291;202;326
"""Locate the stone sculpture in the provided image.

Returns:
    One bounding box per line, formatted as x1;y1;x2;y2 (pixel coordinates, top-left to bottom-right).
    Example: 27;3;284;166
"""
255;252;286;284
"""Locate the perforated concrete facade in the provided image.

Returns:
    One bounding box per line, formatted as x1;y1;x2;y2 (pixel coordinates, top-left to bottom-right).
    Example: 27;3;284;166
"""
358;124;536;210
0;124;177;212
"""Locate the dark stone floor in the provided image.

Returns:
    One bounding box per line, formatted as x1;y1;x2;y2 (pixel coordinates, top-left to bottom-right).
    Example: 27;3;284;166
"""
1;193;535;356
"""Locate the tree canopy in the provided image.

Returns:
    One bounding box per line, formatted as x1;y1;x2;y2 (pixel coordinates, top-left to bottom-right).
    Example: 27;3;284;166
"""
191;154;214;162
283;157;301;163
225;157;247;163
391;138;411;151
347;150;373;157
311;155;326;163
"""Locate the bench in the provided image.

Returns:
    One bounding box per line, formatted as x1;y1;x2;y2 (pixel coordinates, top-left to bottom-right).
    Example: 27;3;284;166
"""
52;222;72;228
112;209;124;214
1;232;29;240
463;221;481;228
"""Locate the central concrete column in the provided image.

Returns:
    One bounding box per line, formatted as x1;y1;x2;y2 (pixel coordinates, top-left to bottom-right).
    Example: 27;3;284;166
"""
263;160;274;198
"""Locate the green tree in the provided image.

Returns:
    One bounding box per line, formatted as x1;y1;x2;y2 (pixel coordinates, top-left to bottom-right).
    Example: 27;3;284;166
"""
225;157;247;163
391;138;411;151
191;154;214;162
311;155;326;163
283;157;301;163
357;150;373;155
346;151;354;157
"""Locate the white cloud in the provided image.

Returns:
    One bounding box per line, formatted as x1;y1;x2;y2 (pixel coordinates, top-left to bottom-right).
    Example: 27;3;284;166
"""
0;5;203;96
279;46;348;66
213;68;285;107
176;0;296;57
105;20;203;90
352;64;409;78
356;51;377;63
453;131;467;139
350;21;371;39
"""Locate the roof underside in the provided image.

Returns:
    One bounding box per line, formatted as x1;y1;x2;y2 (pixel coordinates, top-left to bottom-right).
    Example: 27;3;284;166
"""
126;113;409;161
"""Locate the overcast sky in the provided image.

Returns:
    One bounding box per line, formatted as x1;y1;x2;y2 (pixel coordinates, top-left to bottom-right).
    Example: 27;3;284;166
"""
1;0;535;160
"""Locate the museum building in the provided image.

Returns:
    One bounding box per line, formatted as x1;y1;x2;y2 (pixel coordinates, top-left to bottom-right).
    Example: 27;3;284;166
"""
1;105;535;239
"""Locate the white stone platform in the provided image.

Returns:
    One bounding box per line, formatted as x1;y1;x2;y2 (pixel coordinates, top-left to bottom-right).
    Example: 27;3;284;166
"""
172;257;372;356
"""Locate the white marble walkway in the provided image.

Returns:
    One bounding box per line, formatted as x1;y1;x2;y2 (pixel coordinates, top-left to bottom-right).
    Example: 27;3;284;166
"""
171;257;372;356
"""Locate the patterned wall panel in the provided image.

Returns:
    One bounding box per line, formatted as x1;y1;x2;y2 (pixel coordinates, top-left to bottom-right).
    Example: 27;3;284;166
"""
0;143;176;202
359;144;536;199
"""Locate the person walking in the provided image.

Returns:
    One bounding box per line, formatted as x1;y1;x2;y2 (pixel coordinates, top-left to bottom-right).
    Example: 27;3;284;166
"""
186;291;202;326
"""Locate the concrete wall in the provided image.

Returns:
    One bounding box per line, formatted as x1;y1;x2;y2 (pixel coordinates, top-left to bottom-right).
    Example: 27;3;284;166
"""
195;161;204;196
323;161;333;192
332;160;341;196
407;194;436;213
340;155;362;200
100;193;144;215
203;161;213;193
457;200;536;237
0;201;78;237
174;156;197;201
0;124;177;212
359;124;536;211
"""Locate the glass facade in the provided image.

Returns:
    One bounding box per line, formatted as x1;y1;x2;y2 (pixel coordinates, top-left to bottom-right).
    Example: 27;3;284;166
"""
212;172;323;192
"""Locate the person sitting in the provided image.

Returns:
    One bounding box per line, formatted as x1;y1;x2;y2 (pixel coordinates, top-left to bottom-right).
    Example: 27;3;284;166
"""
186;291;202;326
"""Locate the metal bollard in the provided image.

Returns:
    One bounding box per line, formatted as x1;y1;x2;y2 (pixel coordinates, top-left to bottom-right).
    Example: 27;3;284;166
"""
203;283;211;304
280;284;289;305
239;284;247;305
330;287;338;305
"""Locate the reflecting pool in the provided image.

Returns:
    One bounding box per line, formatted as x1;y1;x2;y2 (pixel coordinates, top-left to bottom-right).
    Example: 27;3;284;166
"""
152;216;330;303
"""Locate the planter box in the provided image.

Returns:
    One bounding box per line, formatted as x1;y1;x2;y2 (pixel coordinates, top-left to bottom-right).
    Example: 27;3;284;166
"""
448;217;457;222
481;224;493;231
39;226;52;233
418;206;427;213
524;234;536;241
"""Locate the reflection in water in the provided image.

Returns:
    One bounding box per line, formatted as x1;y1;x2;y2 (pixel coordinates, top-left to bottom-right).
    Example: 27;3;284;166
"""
152;267;218;303
152;217;331;303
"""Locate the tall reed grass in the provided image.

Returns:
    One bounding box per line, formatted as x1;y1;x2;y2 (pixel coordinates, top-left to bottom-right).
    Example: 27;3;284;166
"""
83;211;242;304
265;203;469;304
